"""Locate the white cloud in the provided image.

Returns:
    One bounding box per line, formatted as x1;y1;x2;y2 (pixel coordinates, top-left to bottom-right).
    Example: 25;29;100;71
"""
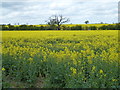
1;0;119;24
2;0;119;2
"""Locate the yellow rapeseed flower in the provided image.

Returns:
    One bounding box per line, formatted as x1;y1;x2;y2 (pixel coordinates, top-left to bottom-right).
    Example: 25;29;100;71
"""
73;59;77;65
2;68;5;71
28;58;33;63
99;69;104;74
70;67;77;75
28;58;33;61
92;66;96;71
112;79;117;82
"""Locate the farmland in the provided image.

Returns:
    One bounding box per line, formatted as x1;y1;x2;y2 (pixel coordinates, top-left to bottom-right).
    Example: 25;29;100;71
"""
1;30;119;88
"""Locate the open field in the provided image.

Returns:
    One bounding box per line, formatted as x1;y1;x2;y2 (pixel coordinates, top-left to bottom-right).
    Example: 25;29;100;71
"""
1;30;119;88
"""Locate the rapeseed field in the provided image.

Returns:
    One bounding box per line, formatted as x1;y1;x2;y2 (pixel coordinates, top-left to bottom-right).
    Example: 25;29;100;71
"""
1;30;119;88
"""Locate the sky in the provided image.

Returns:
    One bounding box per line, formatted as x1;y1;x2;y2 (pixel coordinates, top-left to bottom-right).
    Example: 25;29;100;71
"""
0;0;119;25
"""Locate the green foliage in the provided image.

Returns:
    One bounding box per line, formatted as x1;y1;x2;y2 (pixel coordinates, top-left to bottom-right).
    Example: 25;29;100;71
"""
1;23;120;30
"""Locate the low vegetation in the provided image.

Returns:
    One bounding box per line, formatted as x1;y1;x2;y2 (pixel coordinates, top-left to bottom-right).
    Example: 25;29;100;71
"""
2;30;119;88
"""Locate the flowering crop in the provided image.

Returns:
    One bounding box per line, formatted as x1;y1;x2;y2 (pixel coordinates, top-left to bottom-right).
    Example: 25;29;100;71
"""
1;30;119;88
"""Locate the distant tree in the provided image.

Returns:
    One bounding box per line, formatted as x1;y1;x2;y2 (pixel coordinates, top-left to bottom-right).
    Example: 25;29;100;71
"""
40;25;45;30
89;26;97;30
2;25;8;30
115;23;120;30
19;25;28;30
46;15;70;30
8;23;11;25
85;21;89;24
99;25;108;30
71;25;82;30
8;25;15;30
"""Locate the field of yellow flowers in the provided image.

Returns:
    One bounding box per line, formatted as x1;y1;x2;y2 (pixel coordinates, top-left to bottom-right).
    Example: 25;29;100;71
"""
1;30;119;88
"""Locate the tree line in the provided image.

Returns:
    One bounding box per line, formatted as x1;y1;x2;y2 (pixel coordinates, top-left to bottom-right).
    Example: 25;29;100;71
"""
1;15;120;30
1;23;120;31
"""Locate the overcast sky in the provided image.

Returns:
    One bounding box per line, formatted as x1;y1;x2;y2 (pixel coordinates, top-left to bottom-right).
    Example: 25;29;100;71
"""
1;0;119;25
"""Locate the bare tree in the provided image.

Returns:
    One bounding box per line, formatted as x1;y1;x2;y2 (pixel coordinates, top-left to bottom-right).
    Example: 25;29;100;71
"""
46;15;70;30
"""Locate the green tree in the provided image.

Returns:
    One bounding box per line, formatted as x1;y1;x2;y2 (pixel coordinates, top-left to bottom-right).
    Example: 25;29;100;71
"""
85;21;89;24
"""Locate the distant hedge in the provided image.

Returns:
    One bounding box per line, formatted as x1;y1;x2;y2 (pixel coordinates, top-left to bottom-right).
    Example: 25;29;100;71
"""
1;23;120;30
